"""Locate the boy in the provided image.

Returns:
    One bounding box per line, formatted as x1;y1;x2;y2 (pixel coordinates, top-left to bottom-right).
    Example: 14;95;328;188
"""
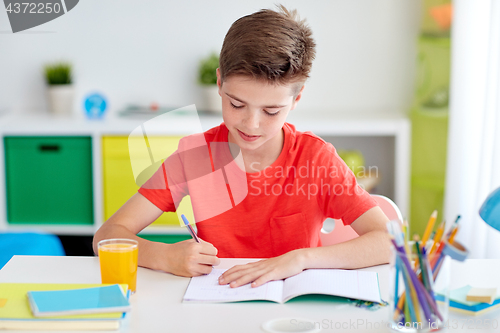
93;5;391;288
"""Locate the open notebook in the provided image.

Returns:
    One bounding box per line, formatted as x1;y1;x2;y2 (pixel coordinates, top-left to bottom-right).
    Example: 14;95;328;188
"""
183;268;381;304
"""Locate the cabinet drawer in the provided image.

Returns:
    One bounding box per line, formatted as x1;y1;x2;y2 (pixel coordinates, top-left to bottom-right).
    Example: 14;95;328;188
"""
4;136;93;225
102;136;194;226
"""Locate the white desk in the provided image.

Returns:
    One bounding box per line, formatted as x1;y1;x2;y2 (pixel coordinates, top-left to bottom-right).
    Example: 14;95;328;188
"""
0;256;499;333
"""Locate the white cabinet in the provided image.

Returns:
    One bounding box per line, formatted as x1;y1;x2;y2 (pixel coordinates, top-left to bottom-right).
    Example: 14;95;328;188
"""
0;110;410;235
287;110;410;216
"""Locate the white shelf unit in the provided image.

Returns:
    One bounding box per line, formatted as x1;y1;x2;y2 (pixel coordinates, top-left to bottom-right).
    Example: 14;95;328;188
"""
0;110;410;235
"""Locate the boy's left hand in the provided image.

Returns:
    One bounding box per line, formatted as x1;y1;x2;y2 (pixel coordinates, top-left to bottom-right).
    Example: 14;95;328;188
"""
218;249;306;288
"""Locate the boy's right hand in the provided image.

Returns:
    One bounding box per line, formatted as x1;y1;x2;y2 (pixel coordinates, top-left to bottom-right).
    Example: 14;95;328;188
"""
163;239;220;277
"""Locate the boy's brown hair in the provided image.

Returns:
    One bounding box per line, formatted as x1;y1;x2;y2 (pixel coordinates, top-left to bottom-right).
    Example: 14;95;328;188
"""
219;5;316;89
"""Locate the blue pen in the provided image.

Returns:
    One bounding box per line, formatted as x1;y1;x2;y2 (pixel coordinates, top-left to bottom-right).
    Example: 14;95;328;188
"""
181;214;200;243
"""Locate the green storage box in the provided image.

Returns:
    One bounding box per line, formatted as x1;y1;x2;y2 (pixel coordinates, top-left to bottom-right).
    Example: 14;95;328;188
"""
4;136;94;225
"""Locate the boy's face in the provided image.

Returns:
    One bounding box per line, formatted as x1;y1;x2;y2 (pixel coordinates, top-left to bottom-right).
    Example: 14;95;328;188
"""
217;70;304;155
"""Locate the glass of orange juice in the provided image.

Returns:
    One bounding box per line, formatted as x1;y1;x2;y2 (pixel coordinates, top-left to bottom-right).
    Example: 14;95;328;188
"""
98;239;139;294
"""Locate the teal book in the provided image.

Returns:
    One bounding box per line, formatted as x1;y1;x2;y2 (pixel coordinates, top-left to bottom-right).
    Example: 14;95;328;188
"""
27;284;131;317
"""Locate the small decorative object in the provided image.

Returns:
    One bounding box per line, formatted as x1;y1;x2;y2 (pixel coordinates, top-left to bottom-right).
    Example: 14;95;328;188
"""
429;4;453;31
337;150;365;174
337;149;379;192
83;93;107;119
423;87;449;108
44;62;74;115
198;53;222;113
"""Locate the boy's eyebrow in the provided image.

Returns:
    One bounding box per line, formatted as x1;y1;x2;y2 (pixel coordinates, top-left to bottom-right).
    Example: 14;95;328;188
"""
225;92;286;108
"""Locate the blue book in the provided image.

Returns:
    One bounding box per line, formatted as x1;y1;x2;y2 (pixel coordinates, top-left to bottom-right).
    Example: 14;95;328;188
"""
27;284;131;317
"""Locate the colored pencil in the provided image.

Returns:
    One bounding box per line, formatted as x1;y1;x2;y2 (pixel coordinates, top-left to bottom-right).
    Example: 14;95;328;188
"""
394;255;400;310
422;210;438;248
447;215;461;244
403;220;411;256
419;245;432;292
429;220;445;254
400;262;417;323
448;226;459;244
413;234;421;268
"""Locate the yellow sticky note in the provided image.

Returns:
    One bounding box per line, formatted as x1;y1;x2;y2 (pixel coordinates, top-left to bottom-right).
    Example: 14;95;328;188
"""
466;287;497;304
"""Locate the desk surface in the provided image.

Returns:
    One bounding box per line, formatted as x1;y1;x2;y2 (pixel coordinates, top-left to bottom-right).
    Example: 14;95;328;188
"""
1;256;499;333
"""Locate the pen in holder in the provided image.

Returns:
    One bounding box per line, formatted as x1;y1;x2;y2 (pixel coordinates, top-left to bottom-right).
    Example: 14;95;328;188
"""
389;242;450;332
386;218;462;332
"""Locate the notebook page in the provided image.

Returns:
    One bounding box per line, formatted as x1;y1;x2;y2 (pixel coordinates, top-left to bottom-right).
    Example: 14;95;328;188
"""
282;269;381;303
183;269;284;303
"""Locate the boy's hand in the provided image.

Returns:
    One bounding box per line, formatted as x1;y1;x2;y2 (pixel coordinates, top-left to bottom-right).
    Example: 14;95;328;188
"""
164;239;220;277
218;249;306;288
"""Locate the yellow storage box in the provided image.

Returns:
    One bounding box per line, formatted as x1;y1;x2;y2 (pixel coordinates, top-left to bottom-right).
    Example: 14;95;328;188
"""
102;136;194;226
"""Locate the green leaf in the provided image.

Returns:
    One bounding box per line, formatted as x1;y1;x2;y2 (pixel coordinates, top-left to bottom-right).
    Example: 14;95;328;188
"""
198;53;219;85
44;62;72;85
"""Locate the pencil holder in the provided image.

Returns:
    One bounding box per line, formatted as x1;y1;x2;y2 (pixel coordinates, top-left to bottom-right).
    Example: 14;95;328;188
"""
389;248;450;332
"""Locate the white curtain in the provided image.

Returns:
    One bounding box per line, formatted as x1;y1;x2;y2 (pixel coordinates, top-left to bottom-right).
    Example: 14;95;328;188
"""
444;0;500;258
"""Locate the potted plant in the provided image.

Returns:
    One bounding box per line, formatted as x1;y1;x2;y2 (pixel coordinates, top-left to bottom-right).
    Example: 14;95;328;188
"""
44;62;74;115
198;53;222;113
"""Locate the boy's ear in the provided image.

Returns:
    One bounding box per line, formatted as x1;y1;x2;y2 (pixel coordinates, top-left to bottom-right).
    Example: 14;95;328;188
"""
290;85;305;110
216;68;222;96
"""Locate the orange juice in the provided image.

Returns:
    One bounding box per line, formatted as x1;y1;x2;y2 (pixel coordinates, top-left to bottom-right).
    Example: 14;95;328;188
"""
98;239;138;293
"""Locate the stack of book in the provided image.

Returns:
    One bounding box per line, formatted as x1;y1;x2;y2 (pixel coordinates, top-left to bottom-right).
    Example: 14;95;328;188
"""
0;283;130;330
437;285;500;316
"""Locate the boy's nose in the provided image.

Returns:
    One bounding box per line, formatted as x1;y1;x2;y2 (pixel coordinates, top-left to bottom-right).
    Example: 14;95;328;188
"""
244;110;260;129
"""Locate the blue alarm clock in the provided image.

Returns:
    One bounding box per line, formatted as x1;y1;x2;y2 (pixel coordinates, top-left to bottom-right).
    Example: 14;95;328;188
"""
84;93;107;119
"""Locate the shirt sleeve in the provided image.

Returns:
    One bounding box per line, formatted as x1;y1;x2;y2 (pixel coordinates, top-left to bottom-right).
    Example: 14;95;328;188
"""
138;148;189;212
317;143;378;225
138;162;176;212
138;132;214;212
